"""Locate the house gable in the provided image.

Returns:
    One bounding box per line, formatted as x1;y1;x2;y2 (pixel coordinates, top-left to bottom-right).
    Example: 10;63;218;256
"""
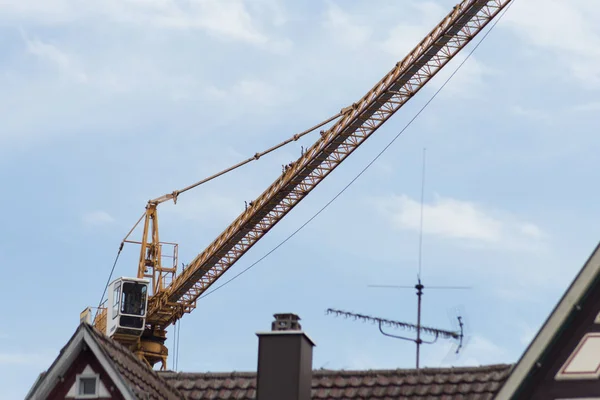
26;324;135;400
48;352;123;399
28;323;183;400
496;241;600;399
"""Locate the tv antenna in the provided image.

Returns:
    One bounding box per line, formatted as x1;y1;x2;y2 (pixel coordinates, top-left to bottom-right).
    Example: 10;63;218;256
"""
442;305;471;364
366;148;471;368
365;279;470;368
325;307;465;368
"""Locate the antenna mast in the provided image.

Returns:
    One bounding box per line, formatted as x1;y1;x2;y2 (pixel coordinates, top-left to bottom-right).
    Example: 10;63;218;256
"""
366;279;468;369
365;149;470;368
418;147;426;280
416;148;426;367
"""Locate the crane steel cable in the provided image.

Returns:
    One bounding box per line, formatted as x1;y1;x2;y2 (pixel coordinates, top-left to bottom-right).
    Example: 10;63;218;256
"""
95;243;123;318
176;318;181;370
171;320;181;371
95;212;145;316
197;0;515;301
150;111;344;205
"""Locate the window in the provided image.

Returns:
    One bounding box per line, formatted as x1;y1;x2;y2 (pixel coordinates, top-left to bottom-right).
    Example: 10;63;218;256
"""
121;282;147;316
79;377;96;395
112;284;121;320
75;374;99;398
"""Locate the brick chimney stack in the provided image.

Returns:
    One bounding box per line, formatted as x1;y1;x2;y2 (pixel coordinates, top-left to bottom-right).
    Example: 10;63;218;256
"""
256;313;315;400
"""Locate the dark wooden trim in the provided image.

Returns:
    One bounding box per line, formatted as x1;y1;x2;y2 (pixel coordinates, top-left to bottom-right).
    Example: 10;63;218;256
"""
516;272;600;399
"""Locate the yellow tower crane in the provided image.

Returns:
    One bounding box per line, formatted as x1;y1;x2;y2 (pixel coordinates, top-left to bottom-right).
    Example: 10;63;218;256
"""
85;0;514;370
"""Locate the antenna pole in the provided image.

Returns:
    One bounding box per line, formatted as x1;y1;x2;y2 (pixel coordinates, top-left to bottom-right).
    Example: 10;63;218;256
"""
416;148;426;369
358;150;469;369
418;148;426;279
416;279;424;369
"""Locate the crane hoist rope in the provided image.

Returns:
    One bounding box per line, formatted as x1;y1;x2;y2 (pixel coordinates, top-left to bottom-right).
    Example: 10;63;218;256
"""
150;111;345;206
86;0;515;371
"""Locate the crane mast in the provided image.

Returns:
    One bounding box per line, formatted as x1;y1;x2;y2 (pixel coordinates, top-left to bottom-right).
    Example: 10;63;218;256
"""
92;0;513;369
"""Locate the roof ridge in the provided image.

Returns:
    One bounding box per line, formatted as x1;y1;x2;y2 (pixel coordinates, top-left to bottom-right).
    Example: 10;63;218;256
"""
158;363;513;378
313;363;513;375
160;371;258;378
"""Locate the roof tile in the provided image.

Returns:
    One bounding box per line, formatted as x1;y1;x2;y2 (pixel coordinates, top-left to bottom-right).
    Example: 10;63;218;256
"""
86;325;182;400
160;364;512;399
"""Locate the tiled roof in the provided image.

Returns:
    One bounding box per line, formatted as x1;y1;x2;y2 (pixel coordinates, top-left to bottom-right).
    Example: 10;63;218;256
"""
160;363;513;400
86;325;183;400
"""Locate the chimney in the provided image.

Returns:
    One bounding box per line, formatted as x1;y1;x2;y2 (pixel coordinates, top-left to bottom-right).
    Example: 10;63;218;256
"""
256;313;315;400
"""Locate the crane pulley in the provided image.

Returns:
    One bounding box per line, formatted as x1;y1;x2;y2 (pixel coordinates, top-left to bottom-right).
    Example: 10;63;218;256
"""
90;0;514;370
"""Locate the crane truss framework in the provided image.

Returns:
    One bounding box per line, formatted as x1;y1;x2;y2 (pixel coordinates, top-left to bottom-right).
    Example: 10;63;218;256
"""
146;0;512;327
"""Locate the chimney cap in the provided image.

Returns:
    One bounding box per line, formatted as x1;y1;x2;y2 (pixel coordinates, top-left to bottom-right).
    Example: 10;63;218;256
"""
256;312;316;346
273;313;301;321
271;313;302;331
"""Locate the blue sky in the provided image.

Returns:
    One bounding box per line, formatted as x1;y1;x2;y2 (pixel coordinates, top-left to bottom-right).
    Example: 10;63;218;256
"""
2;0;600;398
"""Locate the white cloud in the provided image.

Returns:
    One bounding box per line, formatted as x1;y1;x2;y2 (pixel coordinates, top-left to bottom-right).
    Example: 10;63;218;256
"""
0;0;73;24
510;105;552;123
24;35;87;83
2;0;289;51
507;101;598;131
378;1;445;57
205;79;280;109
248;0;287;27
323;2;371;48
503;0;600;87
379;24;426;59
82;210;115;226
373;194;545;250
570;102;600;113
118;0;273;47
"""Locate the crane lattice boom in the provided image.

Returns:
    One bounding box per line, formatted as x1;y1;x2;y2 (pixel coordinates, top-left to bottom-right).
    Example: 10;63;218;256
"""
146;0;512;327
